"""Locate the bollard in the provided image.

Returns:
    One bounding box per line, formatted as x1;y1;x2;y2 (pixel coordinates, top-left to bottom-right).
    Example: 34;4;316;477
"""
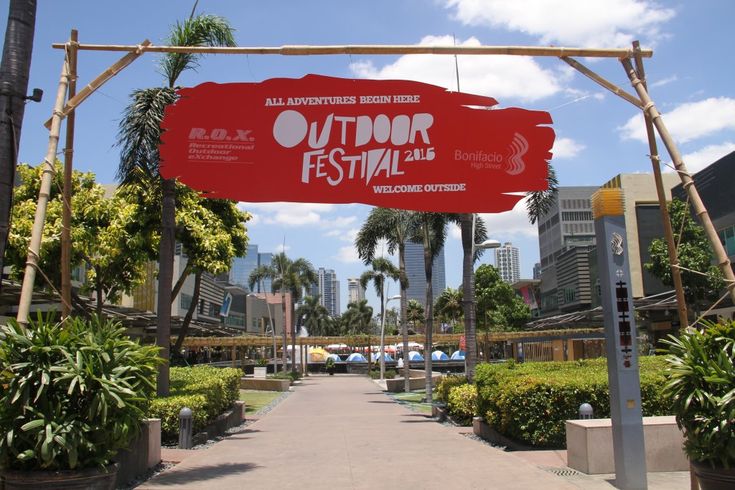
178;407;193;449
579;403;594;420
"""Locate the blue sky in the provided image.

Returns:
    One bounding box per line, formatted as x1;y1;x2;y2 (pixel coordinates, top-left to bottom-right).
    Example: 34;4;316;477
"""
7;0;735;313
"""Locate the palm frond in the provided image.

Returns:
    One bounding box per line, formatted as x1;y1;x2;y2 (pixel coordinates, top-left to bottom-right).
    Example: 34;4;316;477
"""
525;164;558;224
116;87;177;184
160;14;236;87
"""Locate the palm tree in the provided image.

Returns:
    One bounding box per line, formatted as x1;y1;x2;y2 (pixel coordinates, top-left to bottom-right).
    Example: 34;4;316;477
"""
360;257;400;379
460;166;557;382
356;208;413;388
116;14;235;395
406;299;425;332
344;299;374;335
0;0;37;286
296;295;330;337
435;288;463;331
249;252;317;374
411;212;450;403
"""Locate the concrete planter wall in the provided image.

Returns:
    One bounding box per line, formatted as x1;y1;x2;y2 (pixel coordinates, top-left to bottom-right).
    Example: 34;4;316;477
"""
385;370;442;393
115;419;161;487
565;416;688;474
240;377;291;391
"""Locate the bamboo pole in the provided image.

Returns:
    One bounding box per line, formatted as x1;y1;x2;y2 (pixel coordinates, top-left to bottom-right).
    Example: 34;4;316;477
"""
16;50;71;324
50;42;651;59
631;42;689;329
560;56;643;109
621;57;735;304
61;30;78;320
44;39;151;129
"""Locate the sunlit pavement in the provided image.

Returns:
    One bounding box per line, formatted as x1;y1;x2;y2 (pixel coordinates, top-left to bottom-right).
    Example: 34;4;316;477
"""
140;375;689;489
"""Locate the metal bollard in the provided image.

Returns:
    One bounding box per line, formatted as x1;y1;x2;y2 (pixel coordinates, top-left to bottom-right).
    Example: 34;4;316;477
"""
578;403;594;419
178;407;193;449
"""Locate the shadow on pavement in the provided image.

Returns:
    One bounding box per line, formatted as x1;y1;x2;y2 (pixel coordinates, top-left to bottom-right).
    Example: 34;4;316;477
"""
149;462;260;485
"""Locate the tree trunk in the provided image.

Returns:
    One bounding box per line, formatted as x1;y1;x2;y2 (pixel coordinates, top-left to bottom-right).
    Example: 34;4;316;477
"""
423;235;434;404
399;244;410;391
0;0;37;285
171;261;193;303
174;270;201;354
379;287;385;380
290;298;297;375
281;289;287;370
95;274;103;317
156;176;176;396
460;213;478;381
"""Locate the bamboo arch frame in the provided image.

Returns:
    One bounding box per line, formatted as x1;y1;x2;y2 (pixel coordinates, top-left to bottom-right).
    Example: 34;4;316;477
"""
16;35;735;330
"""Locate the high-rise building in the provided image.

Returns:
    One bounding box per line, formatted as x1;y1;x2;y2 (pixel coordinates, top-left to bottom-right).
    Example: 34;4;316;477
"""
315;268;340;317
495;242;520;284
537;186;598;315
347;277;365;305
229;245;272;292
533;262;542;280
404;240;446;307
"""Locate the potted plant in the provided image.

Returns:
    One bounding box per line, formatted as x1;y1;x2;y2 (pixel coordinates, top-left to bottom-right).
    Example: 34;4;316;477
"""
662;319;735;489
325;357;336;375
0;315;160;489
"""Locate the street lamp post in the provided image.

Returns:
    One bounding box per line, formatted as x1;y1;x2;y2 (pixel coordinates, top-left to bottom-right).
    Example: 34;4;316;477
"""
249;292;278;374
466;213;501;379
380;294;402;380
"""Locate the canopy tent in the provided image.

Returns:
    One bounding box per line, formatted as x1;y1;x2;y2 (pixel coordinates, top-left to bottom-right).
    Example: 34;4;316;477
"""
327;353;341;362
450;350;466;360
308;347;330;362
346;353;367;362
407;351;424;361
431;350;449;361
372;352;393;362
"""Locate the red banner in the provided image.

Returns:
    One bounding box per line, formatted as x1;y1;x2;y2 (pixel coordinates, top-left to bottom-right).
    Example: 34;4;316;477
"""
160;75;554;212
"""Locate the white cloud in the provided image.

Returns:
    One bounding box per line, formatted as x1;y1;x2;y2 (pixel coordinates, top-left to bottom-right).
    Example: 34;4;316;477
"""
274;243;291;253
671;142;735;174
446;198;538;246
618;97;735;144
335;245;360;264
349;35;563;102
651;75;678;88
552;137;585;159
319;216;357;230
445;0;675;47
240;202;348;228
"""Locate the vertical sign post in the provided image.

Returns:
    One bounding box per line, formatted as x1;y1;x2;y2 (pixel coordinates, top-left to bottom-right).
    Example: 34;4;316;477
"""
592;188;647;490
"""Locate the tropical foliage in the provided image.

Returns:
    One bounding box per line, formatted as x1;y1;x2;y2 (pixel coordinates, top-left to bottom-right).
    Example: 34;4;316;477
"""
661;320;735;468
475;264;530;331
0;316;160;470
646;198;724;315
434;288;464;330
296;295;331;337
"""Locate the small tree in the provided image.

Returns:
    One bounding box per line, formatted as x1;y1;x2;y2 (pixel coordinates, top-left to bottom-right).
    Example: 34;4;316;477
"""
475;264;530;332
646;198;724;318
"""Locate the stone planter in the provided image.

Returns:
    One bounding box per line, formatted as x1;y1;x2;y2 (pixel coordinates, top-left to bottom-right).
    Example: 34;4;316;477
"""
691;460;735;490
1;463;118;490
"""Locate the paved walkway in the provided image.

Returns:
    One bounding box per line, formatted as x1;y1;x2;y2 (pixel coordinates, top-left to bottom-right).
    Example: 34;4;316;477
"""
140;375;689;490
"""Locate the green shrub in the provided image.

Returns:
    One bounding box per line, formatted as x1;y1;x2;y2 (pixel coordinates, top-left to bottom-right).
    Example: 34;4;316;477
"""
447;384;478;425
151;365;242;441
369;369;397;379
271;370;301;382
474;356;670;448
436;375;467;404
149;395;208;437
0;315;160;471
662;320;735;468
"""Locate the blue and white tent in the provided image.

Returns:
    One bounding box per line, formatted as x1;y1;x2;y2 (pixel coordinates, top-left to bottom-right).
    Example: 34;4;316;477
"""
372;352;393;362
431;350;449;361
450;350;466;360
327;353;342;362
407;350;424;361
346;353;367;362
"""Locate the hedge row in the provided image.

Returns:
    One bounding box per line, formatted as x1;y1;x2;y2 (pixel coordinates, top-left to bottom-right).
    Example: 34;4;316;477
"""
149;366;242;440
474;357;671;448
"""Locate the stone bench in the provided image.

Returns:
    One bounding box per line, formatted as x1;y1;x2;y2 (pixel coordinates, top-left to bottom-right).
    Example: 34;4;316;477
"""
565;416;688;474
385;370;442;393
240;377;291;391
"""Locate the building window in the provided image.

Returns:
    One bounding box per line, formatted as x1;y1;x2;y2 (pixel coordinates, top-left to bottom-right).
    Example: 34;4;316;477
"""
719;225;735;256
181;293;192;310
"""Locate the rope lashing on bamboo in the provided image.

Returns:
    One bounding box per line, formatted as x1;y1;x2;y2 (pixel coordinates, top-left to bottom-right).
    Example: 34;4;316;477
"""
24;258;73;313
688;290;733;329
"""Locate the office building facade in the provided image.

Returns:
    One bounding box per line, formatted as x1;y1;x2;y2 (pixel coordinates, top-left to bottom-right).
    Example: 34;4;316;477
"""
315;267;340;317
495;242;521;284
347;277;365;305
404;240;446;307
229;245;272;292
